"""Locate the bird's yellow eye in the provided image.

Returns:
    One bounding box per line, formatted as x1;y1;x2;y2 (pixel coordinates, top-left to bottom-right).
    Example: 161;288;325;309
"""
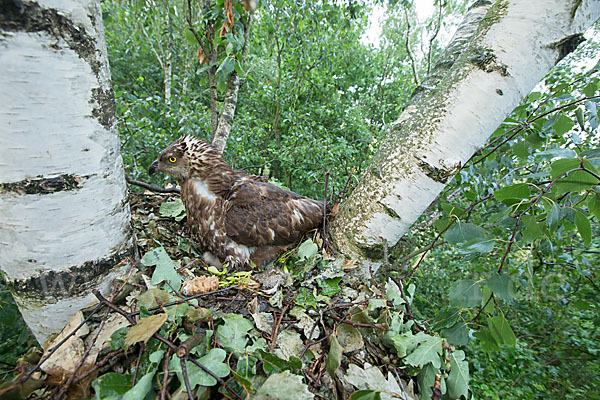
169;156;176;163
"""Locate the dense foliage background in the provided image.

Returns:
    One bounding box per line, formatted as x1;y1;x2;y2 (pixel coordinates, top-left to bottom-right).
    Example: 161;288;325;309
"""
102;0;600;397
1;1;598;399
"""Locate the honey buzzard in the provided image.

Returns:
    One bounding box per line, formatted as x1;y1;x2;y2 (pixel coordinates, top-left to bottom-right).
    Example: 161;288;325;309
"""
149;135;324;269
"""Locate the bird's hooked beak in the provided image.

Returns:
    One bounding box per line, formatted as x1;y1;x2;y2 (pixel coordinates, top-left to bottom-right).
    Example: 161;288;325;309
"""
149;160;159;175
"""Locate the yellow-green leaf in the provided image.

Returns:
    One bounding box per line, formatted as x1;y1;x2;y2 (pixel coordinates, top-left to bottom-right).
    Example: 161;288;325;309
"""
124;313;167;350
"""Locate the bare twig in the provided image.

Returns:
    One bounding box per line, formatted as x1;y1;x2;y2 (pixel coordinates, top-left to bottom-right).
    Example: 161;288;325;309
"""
125;175;180;194
132;343;145;388
176;331;205;358
268;303;290;352
404;7;420;86
180;358;194;400
426;0;443;75
160;348;172;400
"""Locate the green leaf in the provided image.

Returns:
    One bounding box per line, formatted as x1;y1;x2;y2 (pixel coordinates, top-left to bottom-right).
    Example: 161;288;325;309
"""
521;214;543;243
404;335;443;368
445;223;485;244
552;114;575;136
534;148;577;161
142;247;182;291
588;193;600;220
550;159;600;194
546;202;561;229
487;273;516;303
171;348;229;389
446;350;469;399
159;199;186;221
122;369;156;400
257;350;302;374
512;141;530;159
318;277;341;296
432;308;460;331
576;107;585;130
493;183;531;203
109;327;128;350
383;331;428;358
297;239;318;260
582;80;598;96
92;373;133;398
442;321;469;346
184;28;197;45
417;363;437;400
349;390;382;400
473;328;500;353
445;223;493;253
449;280;482;308
216;314;253;356
574;210;592;246
326;334;343;378
488;315;516;346
581;148;600;167
216;56;235;82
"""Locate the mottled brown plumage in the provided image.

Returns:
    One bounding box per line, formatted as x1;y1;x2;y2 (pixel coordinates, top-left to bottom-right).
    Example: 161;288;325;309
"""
149;135;323;269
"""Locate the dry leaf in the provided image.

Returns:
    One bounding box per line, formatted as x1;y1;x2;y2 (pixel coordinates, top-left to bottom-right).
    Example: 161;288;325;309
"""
330;203;339;218
196;47;209;64
181;275;219;296
41;311;97;397
124;313;168;350
343;259;359;269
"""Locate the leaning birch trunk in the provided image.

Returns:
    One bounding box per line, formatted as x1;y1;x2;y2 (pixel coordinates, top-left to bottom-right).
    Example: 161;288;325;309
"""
0;0;136;343
331;0;600;259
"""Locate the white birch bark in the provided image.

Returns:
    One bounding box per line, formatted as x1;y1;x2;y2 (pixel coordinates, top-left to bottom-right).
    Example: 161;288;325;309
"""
211;13;253;154
331;0;600;258
0;0;136;342
212;72;241;154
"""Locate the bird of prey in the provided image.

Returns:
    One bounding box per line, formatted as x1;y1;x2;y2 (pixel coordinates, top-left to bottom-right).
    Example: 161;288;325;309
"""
149;135;324;269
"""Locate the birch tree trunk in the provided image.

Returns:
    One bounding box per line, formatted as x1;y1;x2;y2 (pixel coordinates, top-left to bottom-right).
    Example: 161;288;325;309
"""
212;72;241;153
331;0;600;260
211;13;254;154
0;0;136;343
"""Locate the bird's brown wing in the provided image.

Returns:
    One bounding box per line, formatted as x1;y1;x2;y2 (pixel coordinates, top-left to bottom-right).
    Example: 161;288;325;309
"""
224;179;323;247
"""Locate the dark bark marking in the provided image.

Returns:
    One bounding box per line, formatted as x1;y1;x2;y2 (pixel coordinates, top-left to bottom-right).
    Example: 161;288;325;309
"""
5;241;137;299
416;159;454;184
469;49;509;76
91;87;117;130
378;201;401;220
551;34;585;62
0;174;89;195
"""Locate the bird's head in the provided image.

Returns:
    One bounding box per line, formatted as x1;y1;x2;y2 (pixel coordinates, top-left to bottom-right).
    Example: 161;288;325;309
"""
149;135;223;181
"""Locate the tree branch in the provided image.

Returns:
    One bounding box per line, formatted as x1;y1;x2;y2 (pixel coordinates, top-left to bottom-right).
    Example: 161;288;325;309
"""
125;175;180;194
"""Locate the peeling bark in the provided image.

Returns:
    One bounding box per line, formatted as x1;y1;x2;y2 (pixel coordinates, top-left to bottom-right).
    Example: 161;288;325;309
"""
0;0;136;342
331;0;600;260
